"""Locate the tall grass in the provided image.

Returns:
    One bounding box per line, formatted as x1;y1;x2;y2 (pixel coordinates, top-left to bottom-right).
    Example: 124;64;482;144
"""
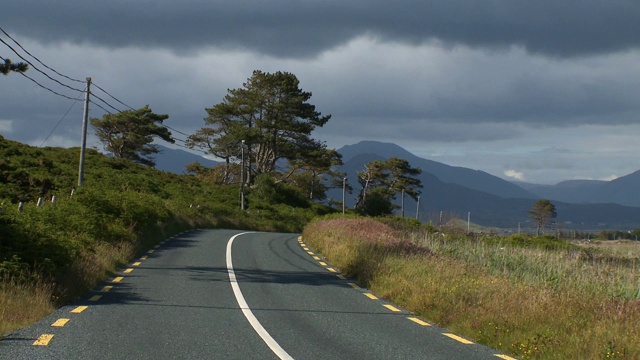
303;217;640;359
0;276;55;335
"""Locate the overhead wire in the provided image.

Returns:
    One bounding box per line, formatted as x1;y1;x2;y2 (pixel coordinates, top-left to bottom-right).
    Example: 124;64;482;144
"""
1;54;81;101
40;94;84;147
1;28;201;154
0;37;84;94
0;26;84;84
92;82;135;110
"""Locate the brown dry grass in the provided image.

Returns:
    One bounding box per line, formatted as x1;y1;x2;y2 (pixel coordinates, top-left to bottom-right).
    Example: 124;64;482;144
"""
303;217;640;359
0;240;136;336
0;277;55;335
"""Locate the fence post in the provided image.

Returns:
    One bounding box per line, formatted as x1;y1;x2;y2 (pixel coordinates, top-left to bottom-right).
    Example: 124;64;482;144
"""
51;195;57;204
18;202;24;212
37;198;43;207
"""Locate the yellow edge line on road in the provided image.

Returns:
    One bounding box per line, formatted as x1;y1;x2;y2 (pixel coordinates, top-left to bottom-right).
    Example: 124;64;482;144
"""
319;261;327;266
113;277;124;283
364;293;378;300
33;334;54;346
70;306;88;314
89;295;102;302
132;261;141;266
327;268;337;273
443;333;474;344
140;256;148;261
348;283;361;289
407;317;430;326
384;304;401;312
336;275;346;280
494;355;518;360
123;268;133;273
101;285;113;292
313;256;321;260
51;318;70;327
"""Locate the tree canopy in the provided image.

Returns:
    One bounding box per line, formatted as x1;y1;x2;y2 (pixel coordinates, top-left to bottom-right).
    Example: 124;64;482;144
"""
528;199;557;236
0;58;28;75
90;105;173;167
355;157;422;216
188;70;340;197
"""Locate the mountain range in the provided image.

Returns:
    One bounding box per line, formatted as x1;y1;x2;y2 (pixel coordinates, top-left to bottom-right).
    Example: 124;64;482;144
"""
153;141;640;230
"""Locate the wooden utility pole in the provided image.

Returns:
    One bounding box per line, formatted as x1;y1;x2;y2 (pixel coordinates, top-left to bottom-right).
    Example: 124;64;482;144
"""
78;77;91;186
241;140;245;210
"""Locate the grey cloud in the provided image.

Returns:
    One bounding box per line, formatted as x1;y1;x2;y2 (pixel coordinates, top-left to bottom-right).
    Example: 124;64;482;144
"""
1;1;639;58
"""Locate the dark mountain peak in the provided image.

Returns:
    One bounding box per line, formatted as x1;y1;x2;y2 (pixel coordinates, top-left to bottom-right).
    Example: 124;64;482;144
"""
338;141;415;163
337;140;536;200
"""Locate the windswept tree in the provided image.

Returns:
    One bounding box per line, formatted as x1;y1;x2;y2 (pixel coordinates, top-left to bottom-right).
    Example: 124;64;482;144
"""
0;58;28;75
286;147;344;200
355;157;422;216
91;105;173;167
528;199;557;236
188;70;337;190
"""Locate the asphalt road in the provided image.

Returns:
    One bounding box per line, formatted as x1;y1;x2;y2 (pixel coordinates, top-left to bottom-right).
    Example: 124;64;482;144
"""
0;229;515;359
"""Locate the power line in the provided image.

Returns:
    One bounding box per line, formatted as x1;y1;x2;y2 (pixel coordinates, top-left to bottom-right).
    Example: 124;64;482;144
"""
0;55;81;101
40;95;83;147
88;99;113;115
0;37;84;94
92;82;135;110
1;30;197;154
91;91;123;113
0;26;84;84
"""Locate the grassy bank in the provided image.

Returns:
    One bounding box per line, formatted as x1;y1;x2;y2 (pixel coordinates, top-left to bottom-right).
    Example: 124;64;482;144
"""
0;137;332;336
303;217;640;359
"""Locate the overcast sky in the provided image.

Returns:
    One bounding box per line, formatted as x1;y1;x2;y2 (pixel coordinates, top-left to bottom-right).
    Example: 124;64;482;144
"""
2;1;640;185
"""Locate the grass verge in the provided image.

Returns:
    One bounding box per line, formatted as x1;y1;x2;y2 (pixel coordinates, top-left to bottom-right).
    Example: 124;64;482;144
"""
303;217;640;360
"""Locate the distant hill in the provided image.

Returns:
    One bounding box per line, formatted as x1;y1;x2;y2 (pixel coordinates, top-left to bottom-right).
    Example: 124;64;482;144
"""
333;141;640;230
151;145;220;174
586;170;640;207
148;140;640;229
516;180;606;204
339;141;536;200
516;171;640;208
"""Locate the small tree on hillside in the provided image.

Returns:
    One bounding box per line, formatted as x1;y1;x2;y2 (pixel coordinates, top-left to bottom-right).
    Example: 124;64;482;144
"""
91;105;173;167
528;199;557;236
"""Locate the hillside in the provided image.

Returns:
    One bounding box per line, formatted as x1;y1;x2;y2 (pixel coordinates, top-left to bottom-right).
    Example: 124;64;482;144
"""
0;135;332;298
333;141;640;230
152;145;220;174
339;141;536;199
518;171;640;207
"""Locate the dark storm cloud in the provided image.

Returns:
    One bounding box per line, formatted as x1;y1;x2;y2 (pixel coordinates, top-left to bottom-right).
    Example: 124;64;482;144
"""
2;0;639;58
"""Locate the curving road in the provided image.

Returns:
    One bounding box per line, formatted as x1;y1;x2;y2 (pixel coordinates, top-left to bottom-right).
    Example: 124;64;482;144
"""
0;229;515;359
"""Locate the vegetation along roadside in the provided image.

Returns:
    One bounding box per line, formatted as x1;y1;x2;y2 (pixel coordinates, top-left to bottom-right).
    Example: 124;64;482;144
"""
303;216;640;360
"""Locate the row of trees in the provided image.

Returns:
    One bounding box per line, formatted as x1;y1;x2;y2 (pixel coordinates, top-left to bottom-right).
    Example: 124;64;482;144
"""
86;69;563;224
89;70;422;216
6;63;562;225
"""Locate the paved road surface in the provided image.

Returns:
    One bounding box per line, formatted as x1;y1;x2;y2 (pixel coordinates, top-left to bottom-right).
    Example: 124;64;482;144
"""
0;229;515;359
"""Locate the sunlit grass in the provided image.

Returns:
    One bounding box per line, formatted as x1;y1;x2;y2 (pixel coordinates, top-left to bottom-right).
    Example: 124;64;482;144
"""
303;217;640;360
0;276;55;335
